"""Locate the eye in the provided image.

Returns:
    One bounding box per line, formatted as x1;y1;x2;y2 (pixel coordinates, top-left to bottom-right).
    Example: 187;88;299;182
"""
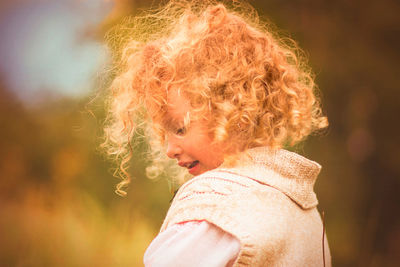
176;127;186;136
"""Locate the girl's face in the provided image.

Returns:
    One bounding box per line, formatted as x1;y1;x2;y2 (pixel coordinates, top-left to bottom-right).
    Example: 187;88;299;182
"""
163;89;224;176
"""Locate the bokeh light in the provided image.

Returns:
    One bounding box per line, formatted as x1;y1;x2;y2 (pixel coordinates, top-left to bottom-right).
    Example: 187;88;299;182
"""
0;0;111;102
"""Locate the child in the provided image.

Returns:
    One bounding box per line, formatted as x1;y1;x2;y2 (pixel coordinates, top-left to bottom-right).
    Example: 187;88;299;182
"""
104;1;331;266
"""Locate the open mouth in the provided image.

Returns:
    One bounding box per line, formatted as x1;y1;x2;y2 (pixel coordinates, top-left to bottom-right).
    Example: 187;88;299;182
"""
188;160;199;169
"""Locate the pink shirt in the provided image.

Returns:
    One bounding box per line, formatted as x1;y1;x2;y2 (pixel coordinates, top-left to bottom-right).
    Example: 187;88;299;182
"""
144;221;241;267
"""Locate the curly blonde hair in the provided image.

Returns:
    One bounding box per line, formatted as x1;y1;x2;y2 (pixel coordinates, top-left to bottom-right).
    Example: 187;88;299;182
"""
103;0;328;195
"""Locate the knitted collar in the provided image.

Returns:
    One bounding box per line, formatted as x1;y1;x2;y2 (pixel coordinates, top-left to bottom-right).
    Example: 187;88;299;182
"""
220;146;321;209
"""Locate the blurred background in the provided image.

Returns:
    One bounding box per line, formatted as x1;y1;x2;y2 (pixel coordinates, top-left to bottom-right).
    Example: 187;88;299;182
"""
0;0;398;266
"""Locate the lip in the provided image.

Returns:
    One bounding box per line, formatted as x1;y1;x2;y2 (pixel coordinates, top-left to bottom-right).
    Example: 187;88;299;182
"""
178;161;200;175
178;162;189;168
188;162;200;175
178;160;195;168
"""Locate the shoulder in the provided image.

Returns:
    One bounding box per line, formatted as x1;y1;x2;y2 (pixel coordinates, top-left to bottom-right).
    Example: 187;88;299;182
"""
174;169;258;201
163;168;294;239
161;168;300;265
172;167;293;211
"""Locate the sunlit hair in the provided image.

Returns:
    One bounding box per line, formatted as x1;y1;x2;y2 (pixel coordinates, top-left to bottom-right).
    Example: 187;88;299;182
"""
103;0;328;195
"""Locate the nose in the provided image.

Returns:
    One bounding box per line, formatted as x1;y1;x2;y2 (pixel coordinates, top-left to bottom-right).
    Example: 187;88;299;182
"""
166;137;183;159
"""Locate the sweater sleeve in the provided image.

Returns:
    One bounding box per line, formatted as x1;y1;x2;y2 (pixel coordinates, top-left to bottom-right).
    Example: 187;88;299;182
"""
143;220;241;267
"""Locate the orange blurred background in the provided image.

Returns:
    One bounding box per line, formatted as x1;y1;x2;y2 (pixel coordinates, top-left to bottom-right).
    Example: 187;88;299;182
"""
0;0;399;266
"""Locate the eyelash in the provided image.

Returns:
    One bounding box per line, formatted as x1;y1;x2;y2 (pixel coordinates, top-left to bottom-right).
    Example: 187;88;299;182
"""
175;127;186;135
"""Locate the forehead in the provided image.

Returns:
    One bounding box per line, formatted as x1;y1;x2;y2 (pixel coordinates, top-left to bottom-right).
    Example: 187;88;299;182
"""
166;88;191;120
144;86;189;124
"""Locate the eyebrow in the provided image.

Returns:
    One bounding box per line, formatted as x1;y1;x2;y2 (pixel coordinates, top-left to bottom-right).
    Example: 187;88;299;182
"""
162;115;176;128
162;111;191;129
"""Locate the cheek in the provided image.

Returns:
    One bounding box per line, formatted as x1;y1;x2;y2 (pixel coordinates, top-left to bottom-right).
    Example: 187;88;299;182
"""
204;143;224;165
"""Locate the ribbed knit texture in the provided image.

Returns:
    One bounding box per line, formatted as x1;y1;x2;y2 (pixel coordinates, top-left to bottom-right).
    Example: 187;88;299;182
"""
161;147;331;266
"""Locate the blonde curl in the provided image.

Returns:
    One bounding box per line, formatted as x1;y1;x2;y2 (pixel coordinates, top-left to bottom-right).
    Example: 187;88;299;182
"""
103;0;328;195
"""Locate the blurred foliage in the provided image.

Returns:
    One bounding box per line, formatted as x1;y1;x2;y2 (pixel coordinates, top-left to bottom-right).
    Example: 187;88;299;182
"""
0;0;400;266
0;77;171;266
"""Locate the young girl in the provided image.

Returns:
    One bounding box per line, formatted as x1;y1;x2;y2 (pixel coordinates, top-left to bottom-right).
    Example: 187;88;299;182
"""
104;1;331;266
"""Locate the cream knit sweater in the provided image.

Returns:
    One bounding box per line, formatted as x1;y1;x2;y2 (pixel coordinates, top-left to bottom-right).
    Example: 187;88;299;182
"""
161;147;331;266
